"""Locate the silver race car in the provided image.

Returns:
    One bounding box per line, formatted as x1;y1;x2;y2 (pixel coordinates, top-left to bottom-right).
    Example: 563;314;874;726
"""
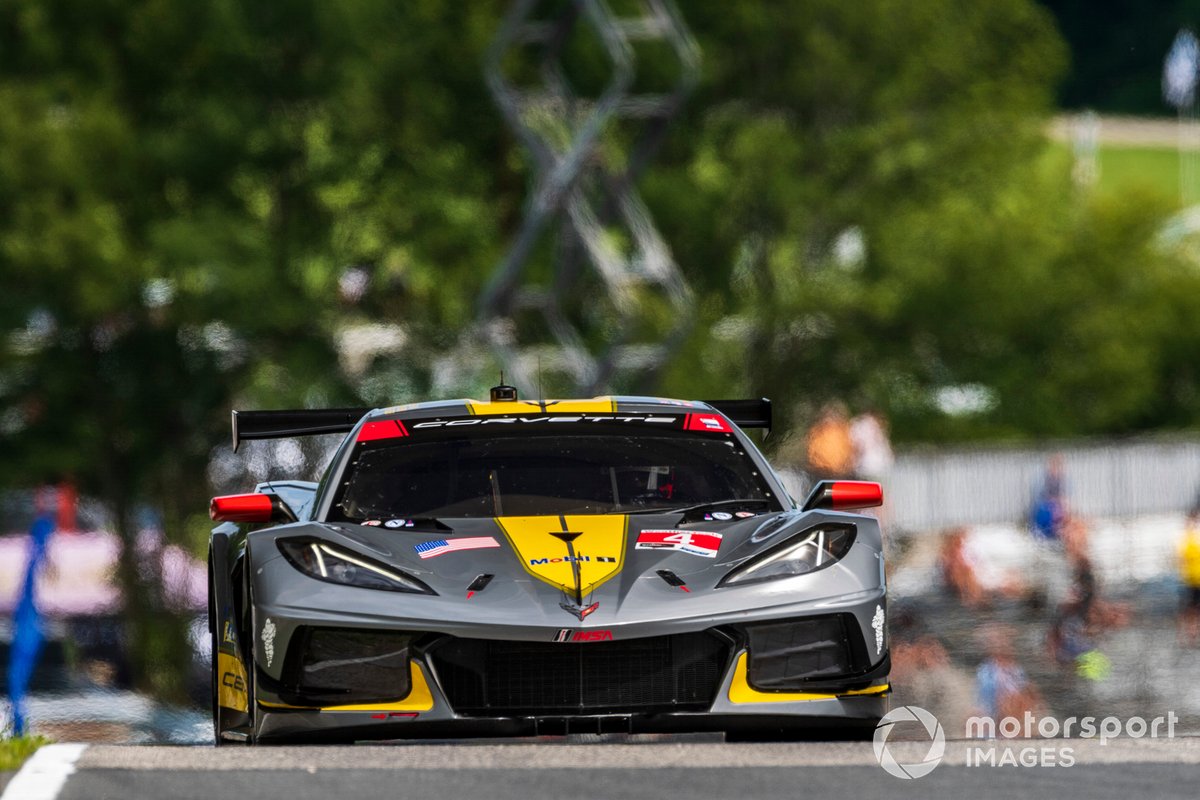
208;387;889;743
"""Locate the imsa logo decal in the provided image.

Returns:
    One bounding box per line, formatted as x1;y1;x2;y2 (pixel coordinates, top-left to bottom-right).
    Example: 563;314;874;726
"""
554;629;614;642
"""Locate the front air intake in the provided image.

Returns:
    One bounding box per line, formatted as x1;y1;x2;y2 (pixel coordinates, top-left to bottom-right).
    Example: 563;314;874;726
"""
742;613;872;690
430;632;730;716
277;627;413;706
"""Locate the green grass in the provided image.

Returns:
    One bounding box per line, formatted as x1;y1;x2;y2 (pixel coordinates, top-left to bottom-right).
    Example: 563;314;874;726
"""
1098;146;1183;202
1049;142;1190;206
0;735;50;771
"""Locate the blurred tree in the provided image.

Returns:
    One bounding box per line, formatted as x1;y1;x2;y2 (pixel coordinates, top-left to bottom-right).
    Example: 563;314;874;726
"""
0;0;511;700
646;0;1200;447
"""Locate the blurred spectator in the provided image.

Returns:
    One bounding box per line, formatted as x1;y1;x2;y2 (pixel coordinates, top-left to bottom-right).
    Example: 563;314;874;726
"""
1047;598;1094;666
889;608;975;732
850;409;894;481
57;482;77;533
1047;517;1126;676
976;626;1043;720
805;402;854;479
1178;508;1200;645
940;527;986;606
1065;518;1128;630
1031;454;1068;541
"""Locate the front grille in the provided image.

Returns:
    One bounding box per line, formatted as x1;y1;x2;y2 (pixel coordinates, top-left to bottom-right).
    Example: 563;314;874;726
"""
744;613;869;690
429;632;730;716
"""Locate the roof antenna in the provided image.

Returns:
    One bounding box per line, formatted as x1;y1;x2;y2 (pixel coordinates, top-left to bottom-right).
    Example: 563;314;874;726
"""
537;355;544;403
490;370;517;402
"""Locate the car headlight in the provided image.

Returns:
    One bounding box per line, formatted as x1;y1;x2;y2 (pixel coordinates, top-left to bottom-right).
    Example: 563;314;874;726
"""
277;538;435;594
718;523;855;587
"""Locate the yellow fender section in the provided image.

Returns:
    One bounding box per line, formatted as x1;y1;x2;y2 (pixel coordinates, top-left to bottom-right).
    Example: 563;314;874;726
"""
258;661;435;713
727;653;890;704
217;651;249;712
496;514;628;596
465;398;616;415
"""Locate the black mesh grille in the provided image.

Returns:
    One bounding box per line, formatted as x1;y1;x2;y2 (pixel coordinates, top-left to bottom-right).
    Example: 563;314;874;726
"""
430;632;730;716
744;614;867;690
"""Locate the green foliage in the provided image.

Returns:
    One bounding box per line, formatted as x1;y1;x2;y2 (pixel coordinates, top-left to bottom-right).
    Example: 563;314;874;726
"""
0;0;512;700
0;735;50;771
650;0;1200;443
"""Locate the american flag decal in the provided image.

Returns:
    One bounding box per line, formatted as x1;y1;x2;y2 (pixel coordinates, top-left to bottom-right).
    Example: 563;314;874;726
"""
413;537;501;559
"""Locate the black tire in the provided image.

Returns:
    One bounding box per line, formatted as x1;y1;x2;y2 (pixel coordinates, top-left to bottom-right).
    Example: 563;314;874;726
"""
242;563;258;744
208;552;226;746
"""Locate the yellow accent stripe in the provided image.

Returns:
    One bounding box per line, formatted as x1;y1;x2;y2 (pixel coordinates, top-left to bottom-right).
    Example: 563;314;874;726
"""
258;661;435;712
466;398;616;416
496;514;628;596
217;651;249;712
727;653;890;704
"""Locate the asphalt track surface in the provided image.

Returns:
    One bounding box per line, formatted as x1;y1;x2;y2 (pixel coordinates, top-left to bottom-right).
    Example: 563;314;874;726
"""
5;737;1200;800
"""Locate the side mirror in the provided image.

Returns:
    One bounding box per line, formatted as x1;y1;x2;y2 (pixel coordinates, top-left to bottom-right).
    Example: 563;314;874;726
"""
801;480;883;512
209;492;296;524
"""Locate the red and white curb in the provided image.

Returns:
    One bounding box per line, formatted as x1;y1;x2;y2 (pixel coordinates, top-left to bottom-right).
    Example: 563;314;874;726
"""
1;744;87;800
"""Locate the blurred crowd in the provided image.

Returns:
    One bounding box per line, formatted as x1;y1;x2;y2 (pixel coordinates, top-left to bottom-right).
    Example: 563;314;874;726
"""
886;452;1200;735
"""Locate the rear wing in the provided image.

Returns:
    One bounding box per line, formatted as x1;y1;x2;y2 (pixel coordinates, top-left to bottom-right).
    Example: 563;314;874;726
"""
230;398;772;451
231;408;370;452
705;398;772;432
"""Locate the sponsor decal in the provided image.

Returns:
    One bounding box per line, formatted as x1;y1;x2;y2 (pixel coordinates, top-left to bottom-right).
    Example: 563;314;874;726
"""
635;530;723;558
528;555;616;565
683;413;733;433
497;515;627;597
413;415;678;429
414;536;501;559
260;618;277;668
384;518;415;529
554;629;613;642
710;511;733;521
222;620;237;645
361;520;382;527
735;511;757;519
872;605;886;655
216;651;249;712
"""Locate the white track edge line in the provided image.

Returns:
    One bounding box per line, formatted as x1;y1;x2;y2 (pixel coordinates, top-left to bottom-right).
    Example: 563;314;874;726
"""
1;744;88;800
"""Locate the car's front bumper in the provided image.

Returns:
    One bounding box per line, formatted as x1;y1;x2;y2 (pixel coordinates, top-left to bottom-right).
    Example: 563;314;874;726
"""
250;586;890;742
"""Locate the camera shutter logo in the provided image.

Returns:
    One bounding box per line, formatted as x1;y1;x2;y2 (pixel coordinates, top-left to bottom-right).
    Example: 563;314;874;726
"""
873;705;945;779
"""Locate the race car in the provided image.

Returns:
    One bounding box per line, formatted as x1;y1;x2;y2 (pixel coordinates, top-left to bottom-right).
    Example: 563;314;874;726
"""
207;386;890;743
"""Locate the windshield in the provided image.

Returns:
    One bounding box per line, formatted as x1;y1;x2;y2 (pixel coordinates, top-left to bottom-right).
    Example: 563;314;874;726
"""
327;422;778;521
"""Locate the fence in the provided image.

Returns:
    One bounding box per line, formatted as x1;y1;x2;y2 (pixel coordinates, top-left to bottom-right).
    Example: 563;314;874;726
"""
778;434;1200;531
877;434;1200;531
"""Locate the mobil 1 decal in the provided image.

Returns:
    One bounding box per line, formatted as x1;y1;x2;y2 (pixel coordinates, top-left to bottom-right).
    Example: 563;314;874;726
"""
635;529;723;558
